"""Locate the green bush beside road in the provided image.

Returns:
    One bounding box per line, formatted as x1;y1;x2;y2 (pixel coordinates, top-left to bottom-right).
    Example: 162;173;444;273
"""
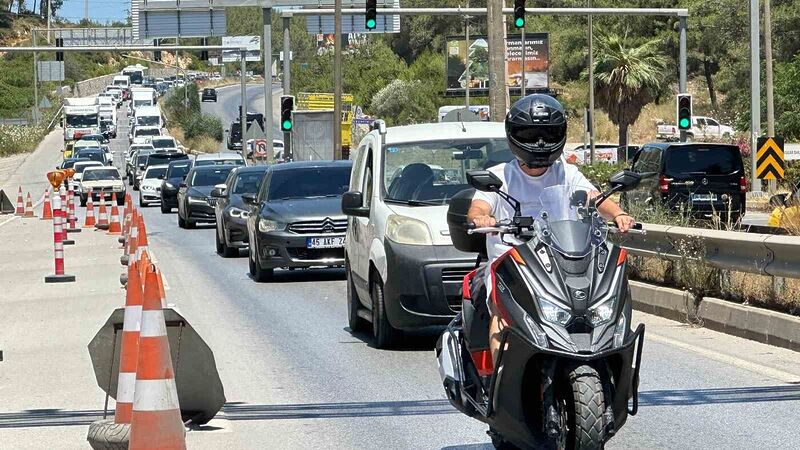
0;124;48;157
162;84;223;152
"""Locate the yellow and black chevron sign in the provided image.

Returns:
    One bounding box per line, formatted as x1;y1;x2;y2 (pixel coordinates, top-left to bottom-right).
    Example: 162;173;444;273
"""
756;136;785;180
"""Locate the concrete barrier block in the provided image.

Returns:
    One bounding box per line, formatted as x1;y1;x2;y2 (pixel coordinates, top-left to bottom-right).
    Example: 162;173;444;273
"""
630;281;689;321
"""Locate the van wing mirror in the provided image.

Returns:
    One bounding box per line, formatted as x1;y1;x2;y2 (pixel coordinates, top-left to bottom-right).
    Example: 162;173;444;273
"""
341;191;369;217
466;170;503;192
608;170;642;192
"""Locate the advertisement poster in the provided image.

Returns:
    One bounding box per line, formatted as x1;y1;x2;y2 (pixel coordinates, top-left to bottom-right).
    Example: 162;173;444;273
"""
221;36;261;63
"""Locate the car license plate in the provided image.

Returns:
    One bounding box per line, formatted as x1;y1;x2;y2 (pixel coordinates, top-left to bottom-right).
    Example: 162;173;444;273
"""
691;193;717;202
307;236;345;249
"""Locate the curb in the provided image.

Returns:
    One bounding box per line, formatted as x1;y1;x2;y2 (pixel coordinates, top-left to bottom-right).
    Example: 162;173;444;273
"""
630;280;800;352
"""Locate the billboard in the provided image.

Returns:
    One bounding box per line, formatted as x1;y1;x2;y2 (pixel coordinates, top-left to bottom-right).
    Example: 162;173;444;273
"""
445;33;549;94
221;36;261;63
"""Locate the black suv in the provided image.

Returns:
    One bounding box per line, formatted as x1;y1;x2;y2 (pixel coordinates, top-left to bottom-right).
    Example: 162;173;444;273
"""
160;159;193;213
621;142;746;222
177;165;236;228
201;88;217;102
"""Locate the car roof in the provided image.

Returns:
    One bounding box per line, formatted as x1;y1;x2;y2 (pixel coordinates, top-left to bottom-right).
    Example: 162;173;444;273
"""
643;142;739;151
168;159;193;167
75;160;102;166
268;160;353;172
195;152;243;160
233;165;269;175
84;166;119;172
76;148;103;153
145;164;169;171
189;164;237;173
384;122;506;145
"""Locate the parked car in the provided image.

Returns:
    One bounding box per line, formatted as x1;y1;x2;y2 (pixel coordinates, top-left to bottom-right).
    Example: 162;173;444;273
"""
211;166;269;257
78;166;125;206
656;116;734;142
620;142;747;222
177;165;236;228
194;152;246;167
139;165;169;207
160;159;194;213
341;121;513;348
201;88;217;102
244;161;353;281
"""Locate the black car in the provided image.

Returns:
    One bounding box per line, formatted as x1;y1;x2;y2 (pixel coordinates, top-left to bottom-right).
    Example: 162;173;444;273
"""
177;165;236;228
621;142;747;222
59;157;90;170
244;161;352;281
160;159;193;213
201;88;217;102
211;166;269;257
74;148;109;166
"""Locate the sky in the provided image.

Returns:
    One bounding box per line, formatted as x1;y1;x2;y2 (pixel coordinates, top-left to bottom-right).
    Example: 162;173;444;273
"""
28;0;130;24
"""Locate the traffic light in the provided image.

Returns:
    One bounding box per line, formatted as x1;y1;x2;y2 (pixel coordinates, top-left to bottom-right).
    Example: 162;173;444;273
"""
55;38;64;62
365;0;377;30
280;95;295;132
153;39;161;62
513;0;526;29
677;94;692;131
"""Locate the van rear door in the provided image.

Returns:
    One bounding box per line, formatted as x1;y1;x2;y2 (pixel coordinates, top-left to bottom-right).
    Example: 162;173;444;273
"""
662;144;744;213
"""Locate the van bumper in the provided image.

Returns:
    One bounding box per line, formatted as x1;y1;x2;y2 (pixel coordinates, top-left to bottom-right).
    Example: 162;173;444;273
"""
383;239;475;331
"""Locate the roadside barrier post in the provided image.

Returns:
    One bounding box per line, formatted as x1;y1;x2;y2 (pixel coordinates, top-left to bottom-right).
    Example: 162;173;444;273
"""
66;185;81;233
45;172;75;283
59;185;75;246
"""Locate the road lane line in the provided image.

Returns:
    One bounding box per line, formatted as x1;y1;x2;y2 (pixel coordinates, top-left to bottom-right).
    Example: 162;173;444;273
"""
648;331;800;383
0;215;19;228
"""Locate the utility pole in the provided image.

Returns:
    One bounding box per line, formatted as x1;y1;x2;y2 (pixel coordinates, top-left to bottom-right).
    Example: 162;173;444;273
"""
765;0;776;192
333;0;343;159
465;0;470;109
520;26;526;98
47;0;52;43
263;7;274;164
84;0;89;22
750;0;761;193
33;31;39;124
240;49;248;166
588;0;595;164
283;15;292;160
486;0;506;122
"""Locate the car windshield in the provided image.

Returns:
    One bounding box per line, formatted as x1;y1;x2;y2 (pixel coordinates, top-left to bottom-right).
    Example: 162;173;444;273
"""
61;159;87;169
268;167;351;201
190;167;234;186
137;155;149;165
77;151;105;163
137;116;160;126
383;138;513;205
151;138;176;149
136;128;160;137
195;159;244;167
534;185;607;258
81;136;104;142
83;169;120;181
232;172;266;195
664;145;743;176
75;163;102;174
66;114;98;127
167;164;192;179
145;167;167;179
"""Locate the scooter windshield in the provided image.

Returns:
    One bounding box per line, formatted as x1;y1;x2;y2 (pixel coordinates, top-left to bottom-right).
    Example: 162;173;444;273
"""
535;185;608;257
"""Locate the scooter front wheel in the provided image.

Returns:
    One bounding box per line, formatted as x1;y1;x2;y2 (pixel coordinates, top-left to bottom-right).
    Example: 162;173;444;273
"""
565;364;605;450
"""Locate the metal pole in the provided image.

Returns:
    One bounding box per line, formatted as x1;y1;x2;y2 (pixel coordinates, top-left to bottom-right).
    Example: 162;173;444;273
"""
679;16;688;143
521;27;526;98
33;31;39;124
588;1;594;164
241;50;248;167
263;7;275;164
465;7;470;109
486;0;506;123
765;0;776;192
334;0;343;159
283;15;292;161
47;0;52;43
750;0;761;193
84;0;88;22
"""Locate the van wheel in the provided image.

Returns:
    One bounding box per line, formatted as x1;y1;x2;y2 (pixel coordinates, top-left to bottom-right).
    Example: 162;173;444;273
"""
347;263;368;332
371;277;400;349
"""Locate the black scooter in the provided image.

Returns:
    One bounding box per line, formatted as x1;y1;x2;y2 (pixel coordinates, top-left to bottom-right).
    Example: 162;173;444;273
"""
437;169;646;450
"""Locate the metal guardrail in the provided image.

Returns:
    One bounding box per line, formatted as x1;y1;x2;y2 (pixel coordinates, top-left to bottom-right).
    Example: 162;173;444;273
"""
45;106;63;131
616;223;800;279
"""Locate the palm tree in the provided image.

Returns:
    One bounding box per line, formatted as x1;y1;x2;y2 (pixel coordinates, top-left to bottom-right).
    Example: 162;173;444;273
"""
592;33;667;149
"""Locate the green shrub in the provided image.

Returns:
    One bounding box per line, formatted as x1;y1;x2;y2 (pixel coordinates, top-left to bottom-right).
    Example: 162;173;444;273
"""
577;162;627;190
184;113;223;141
0;124;47;157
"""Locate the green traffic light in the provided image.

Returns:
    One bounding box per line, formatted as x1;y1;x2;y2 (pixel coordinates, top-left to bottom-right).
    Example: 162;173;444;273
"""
282;120;293;131
515;17;525;28
366;19;376;29
679;118;690;128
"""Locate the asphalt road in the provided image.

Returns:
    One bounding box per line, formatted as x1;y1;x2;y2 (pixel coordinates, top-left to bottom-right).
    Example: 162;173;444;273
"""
200;83;283;153
102;100;800;450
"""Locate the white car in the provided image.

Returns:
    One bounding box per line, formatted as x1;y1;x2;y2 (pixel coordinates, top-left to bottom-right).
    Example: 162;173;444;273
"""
127;144;155;165
139;165;169;207
79;166;125;206
341;121;512;348
149;136;181;153
70;161;104;190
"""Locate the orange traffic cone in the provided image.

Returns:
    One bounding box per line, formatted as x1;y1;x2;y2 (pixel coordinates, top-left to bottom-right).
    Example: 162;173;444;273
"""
41;188;53;220
138;249;151;287
95;194;109;229
123;211;139;266
83;190;96;228
128;265;186;450
114;260;143;425
14;187;24;215
156;267;167;308
23;192;35;218
136;216;149;262
108;193;122;235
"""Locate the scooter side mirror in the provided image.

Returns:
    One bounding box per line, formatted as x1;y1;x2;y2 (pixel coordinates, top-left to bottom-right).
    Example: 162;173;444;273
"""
467;170;503;192
608;170;643;192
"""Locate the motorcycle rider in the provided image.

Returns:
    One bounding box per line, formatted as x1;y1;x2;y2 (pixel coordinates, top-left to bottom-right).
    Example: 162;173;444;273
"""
466;94;636;363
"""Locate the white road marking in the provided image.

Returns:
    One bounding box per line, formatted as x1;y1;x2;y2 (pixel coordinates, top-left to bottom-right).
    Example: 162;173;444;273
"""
0;215;19;228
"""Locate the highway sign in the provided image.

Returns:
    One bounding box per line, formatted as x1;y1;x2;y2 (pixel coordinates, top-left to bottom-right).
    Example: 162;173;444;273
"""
304;0;400;34
221;36;261;62
37;61;64;82
756;136;785;180
132;1;227;40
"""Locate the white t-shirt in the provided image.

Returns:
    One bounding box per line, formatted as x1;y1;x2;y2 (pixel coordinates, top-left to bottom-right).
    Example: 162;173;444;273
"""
473;159;596;262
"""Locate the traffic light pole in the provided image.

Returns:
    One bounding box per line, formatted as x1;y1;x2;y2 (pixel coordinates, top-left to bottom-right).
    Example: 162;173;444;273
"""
33;32;39;124
263;7;275;165
679;16;688;143
334;0;343;160
283;15;292;161
750;0;761;192
241;50;248;166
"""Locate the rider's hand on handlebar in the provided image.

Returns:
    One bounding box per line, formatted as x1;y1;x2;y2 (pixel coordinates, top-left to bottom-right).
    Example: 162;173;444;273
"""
614;213;636;233
472;214;497;228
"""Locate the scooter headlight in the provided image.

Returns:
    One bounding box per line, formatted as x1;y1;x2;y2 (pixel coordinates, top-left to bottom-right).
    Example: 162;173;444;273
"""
588;296;616;326
537;297;571;326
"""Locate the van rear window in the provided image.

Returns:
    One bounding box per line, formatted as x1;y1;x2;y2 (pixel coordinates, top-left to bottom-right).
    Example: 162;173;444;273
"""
664;146;743;176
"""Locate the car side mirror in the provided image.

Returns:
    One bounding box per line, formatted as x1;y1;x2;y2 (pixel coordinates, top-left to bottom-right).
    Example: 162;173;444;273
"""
210;184;227;198
466;170;503;192
242;193;258;205
770;194;788;208
608;170;643;192
341;191;369;217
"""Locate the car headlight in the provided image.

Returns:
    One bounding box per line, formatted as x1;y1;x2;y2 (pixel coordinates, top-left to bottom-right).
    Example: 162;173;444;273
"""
537;297;572;326
142;185;155;191
164;182;174;189
588;296;616;326
187;196;207;204
258;218;284;233
385;215;432;245
229;207;249;219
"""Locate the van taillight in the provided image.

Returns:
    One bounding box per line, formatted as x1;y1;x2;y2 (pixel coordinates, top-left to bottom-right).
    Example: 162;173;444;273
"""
659;176;670;193
739;176;747;193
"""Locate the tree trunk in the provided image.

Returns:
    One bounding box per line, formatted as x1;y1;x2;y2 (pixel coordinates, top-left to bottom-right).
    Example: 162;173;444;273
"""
619;123;629;150
703;58;718;112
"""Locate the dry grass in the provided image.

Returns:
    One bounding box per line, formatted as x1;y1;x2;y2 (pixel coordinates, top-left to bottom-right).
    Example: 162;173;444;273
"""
167;127;219;154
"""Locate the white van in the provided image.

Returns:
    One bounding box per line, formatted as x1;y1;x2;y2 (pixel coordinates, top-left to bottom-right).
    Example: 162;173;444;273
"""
113;75;131;99
341;121;513;348
131;87;156;109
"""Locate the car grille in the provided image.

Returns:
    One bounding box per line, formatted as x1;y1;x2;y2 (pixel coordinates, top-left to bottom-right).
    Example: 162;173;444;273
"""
288;217;348;234
287;248;345;261
442;267;473;283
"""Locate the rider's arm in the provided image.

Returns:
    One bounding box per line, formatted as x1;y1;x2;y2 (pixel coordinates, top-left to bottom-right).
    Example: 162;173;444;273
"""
468;199;496;228
593;194;635;232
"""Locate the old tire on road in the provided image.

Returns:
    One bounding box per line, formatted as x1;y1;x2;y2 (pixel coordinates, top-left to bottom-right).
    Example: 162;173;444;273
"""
86;419;129;450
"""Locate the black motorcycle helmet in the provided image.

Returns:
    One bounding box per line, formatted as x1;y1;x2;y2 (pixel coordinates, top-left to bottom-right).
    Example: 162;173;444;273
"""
505;94;567;168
